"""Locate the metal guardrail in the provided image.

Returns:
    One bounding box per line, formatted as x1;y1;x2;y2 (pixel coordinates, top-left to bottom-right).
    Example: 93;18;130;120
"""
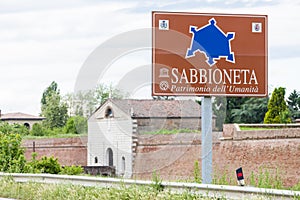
0;173;299;200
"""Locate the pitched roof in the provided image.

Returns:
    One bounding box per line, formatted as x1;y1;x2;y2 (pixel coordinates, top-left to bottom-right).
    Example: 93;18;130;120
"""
110;99;201;118
0;112;45;120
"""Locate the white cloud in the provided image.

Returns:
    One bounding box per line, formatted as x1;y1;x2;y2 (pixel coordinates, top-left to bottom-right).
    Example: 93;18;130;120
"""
269;57;300;95
0;0;299;114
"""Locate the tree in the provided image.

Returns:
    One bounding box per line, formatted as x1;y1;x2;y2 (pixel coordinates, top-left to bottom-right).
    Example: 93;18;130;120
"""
65;84;126;118
213;96;268;129
231;97;268;123
41;82;69;129
65;90;97;117
264;87;292;124
41;81;58;108
64;116;87;134
94;84;124;105
30;123;46;136
287;90;300;120
225;97;249;123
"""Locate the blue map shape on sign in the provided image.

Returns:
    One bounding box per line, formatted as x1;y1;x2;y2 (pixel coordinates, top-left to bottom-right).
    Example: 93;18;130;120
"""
186;18;235;66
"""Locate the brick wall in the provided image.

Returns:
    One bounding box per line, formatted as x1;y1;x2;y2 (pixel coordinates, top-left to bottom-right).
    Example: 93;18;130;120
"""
136;118;202;133
133;127;300;187
214;138;299;187
136;117;217;134
223;124;300;140
22;137;87;166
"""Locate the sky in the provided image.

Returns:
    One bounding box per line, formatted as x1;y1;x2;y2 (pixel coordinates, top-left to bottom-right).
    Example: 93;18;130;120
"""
0;0;299;115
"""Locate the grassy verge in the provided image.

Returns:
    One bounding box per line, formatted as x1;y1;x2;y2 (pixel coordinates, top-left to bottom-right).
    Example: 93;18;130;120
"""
0;176;215;200
23;133;87;139
239;126;278;131
0;173;299;200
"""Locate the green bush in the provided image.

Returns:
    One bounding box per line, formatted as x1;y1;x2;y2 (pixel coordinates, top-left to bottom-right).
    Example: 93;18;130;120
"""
64;116;87;134
26;153;70;175
0;122;12;134
60;165;83;175
24;153;39;173
50;127;64;135
0;131;65;174
30;123;45;136
0;122;29;135
30;123;65;137
0;133;27;173
34;156;62;174
11;123;30;135
64;117;76;134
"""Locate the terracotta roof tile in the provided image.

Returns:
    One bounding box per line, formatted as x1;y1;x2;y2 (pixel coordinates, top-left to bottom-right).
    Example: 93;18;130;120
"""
0;112;45;120
111;99;201;118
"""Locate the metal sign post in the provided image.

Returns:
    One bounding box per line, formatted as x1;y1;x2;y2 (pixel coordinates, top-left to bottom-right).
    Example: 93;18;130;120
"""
201;96;213;184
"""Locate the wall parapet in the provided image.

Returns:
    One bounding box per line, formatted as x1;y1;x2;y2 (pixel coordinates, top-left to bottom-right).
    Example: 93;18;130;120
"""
222;124;300;140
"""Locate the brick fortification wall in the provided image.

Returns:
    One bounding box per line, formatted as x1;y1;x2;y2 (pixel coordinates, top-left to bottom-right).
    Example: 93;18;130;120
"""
136;118;217;134
136;118;201;134
22;137;87;166
21;126;300;187
133;126;300;187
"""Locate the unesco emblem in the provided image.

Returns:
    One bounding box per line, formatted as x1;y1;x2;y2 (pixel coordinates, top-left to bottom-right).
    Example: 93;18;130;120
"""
159;81;169;91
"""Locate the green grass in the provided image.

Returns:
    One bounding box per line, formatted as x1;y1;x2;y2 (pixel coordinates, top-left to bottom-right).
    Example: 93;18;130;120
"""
293;182;300;191
0;172;299;200
143;129;200;135
239;126;279;131
211;167;300;192
0;176;216;200
23;133;87;139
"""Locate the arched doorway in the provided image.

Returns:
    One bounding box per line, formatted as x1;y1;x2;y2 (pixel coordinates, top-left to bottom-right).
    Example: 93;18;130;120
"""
24;123;30;129
121;156;126;175
106;148;113;166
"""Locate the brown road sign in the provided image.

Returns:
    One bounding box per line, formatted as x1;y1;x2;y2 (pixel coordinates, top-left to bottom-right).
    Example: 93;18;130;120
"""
152;11;268;96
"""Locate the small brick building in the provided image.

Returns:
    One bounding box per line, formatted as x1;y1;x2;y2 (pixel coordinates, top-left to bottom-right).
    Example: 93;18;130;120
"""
88;99;215;178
